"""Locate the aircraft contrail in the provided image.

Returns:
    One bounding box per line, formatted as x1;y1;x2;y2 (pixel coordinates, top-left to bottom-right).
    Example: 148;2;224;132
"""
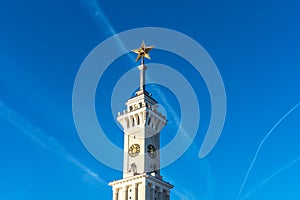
80;0;134;61
80;0;190;140
236;102;300;199
80;0;116;36
240;156;300;200
0;100;106;185
148;83;193;142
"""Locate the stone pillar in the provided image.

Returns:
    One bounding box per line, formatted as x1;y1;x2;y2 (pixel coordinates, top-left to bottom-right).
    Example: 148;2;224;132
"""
165;190;170;200
150;184;155;199
123;186;128;200
139;183;146;200
146;183;151;200
133;183;138;200
113;188;119;200
158;188;163;200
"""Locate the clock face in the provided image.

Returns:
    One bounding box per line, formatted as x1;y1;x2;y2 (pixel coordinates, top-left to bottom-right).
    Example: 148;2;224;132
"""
147;144;156;158
128;144;140;157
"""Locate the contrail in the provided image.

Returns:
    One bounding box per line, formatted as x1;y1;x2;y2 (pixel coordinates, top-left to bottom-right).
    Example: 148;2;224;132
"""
80;0;116;36
80;0;135;61
148;83;193;142
81;0;191;141
0;100;106;185
240;156;300;200
172;189;198;200
236;102;300;199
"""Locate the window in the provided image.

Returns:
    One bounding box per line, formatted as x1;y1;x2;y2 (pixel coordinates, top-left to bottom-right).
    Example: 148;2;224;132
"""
136;114;140;125
148;118;151;125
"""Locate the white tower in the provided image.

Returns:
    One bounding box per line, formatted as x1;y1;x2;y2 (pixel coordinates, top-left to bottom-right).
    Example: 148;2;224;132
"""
109;42;173;200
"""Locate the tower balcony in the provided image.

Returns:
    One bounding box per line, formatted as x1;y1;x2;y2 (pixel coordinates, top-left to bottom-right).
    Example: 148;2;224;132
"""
117;92;167;134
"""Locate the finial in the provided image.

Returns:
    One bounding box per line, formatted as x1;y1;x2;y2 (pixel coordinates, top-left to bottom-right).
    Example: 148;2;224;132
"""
131;41;154;95
131;41;154;65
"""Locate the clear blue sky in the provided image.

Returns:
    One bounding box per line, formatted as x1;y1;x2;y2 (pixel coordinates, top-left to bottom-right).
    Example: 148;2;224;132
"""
1;0;300;200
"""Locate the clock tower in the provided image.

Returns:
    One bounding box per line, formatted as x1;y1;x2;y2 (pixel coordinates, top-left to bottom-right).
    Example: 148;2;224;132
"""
109;41;173;200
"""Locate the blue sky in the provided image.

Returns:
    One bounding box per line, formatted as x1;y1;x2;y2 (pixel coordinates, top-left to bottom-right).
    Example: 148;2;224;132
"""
1;0;300;200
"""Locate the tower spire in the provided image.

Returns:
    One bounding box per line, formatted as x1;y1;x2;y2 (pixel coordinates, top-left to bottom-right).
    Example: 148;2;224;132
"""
109;41;173;200
131;41;154;93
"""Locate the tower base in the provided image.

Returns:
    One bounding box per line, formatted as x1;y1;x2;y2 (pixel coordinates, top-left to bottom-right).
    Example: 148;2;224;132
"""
109;173;173;200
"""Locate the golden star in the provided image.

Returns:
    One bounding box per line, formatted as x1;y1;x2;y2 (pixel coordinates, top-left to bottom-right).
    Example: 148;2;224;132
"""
131;41;155;62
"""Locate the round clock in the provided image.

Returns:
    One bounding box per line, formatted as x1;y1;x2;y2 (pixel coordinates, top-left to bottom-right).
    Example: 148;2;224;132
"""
128;144;140;157
147;144;156;158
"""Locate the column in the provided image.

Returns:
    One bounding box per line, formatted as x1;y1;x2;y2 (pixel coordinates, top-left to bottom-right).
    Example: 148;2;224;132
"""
123;186;128;200
146;183;151;199
113;188;119;200
139;183;146;200
133;183;138;200
158;188;163;200
164;190;170;200
150;184;155;199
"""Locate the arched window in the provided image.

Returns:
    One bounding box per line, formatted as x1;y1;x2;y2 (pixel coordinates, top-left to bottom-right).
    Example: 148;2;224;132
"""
136;114;140;125
147;117;151;126
126;118;130;129
131;116;135;127
156;121;161;131
152;118;156;129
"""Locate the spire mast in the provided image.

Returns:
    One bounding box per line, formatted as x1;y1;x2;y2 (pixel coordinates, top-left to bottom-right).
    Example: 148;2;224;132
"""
131;41;154;94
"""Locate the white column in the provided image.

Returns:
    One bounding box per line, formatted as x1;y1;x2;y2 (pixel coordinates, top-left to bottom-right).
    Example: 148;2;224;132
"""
139;183;146;200
113;188;119;200
146;183;151;199
123;186;128;200
133;183;138;200
150;184;155;199
165;190;170;200
158;188;163;200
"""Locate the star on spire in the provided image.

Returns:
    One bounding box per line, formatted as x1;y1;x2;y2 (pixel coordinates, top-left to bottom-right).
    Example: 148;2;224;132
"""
131;41;154;64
